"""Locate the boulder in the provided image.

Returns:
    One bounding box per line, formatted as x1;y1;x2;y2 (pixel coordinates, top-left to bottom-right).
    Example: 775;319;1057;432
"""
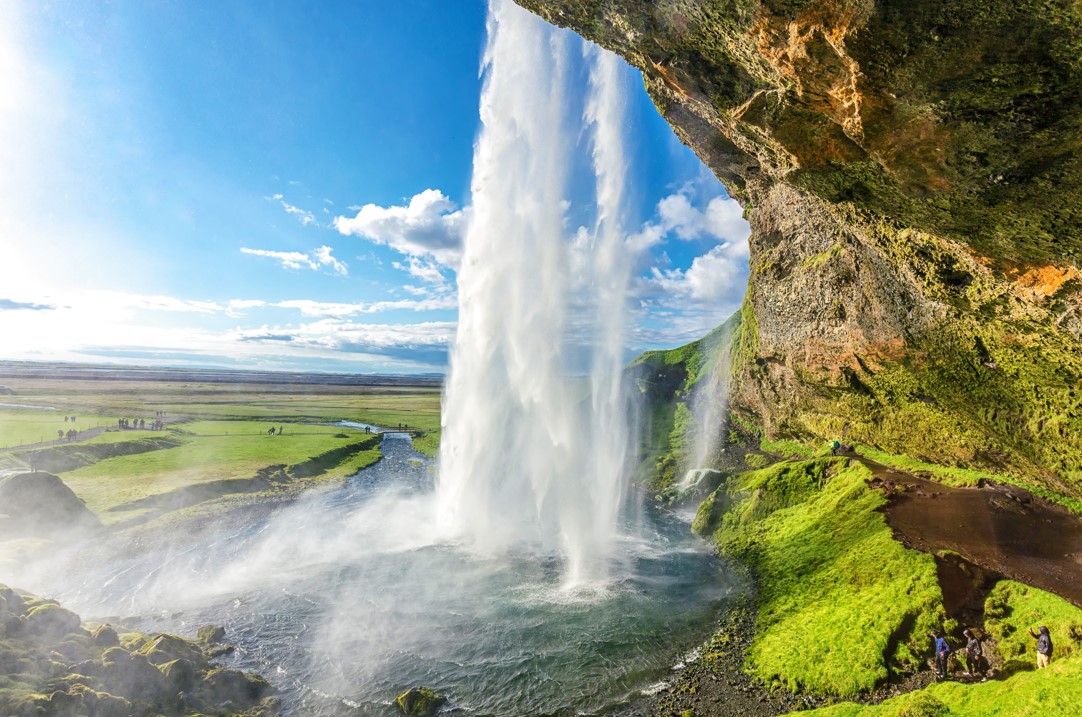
395;687;447;716
90;624;120;647
198;667;270;706
23;603;82;638
159;657;199;693
0;472;101;539
136;633;207;669
195;624;226;646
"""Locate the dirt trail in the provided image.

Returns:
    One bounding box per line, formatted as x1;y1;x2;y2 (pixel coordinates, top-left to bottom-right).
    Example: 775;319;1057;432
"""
859;456;1082;609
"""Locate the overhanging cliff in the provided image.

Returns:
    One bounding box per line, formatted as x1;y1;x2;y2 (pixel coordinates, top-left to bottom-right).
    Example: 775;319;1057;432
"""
516;0;1082;498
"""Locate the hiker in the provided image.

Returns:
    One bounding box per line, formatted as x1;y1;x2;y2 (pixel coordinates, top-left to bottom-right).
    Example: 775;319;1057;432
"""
268;426;276;435
931;629;951;678
1028;626;1053;668
58;429;64;440
963;629;985;679
830;439;841;456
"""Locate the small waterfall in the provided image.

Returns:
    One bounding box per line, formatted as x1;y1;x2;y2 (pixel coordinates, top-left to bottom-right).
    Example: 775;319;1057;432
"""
437;0;636;586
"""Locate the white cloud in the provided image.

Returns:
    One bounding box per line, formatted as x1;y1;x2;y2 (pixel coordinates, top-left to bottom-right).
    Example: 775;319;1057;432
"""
633;191;750;250
265;194;317;226
334;189;467;267
644;242;749;304
312;245;348;276
392;256;448;285
241;247;316;270
274;295;456;318
241;245;348;275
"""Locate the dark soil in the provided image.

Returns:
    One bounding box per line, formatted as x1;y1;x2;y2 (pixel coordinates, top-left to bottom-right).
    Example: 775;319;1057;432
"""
866;460;1082;609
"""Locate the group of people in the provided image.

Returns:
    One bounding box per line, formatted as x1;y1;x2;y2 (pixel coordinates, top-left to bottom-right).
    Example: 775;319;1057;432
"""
117;417;165;431
57;428;79;441
930;625;1054;680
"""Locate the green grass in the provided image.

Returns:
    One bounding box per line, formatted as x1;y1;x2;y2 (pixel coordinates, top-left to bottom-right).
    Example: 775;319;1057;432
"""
697;458;944;695
804;582;1082;716
983;581;1082;671
0;408;123;449
174;420;353;436
411;428;441;459
61;425;375;520
0;373;442;525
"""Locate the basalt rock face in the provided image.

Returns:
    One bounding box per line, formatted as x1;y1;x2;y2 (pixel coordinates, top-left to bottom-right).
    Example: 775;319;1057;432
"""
517;0;1082;496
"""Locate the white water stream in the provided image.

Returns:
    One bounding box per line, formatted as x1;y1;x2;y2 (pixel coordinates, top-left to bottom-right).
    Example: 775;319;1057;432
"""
437;0;636;587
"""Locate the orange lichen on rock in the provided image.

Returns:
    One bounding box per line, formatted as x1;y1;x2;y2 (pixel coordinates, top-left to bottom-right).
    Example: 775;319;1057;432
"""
1011;265;1080;301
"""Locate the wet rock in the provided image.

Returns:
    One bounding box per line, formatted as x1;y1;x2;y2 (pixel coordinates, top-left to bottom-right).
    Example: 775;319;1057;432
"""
199;667;271;706
195;623;226;646
137;633;207;668
90;624;120;647
160;657;199;692
23;603;82;638
395;686;447;716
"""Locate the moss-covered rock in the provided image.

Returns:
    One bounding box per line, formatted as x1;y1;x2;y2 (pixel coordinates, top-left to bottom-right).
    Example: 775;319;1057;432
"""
23;603;82;639
395;686;447;716
0;584;278;717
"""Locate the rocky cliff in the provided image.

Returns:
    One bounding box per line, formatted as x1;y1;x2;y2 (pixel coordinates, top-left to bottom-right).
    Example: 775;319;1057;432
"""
517;0;1082;499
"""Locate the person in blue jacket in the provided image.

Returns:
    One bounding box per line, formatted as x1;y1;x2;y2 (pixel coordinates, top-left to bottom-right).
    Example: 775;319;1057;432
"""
1028;626;1053;668
930;629;951;678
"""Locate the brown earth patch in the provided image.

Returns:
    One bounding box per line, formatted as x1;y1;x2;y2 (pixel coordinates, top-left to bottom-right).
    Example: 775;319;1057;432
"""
865;460;1082;609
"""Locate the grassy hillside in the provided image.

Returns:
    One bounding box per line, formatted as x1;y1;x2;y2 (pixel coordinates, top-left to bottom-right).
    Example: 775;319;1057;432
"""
629;311;742;491
695;457;943;695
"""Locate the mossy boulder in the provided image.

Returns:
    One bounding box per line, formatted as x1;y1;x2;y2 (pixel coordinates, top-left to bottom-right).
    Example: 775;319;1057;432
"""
90;624;119;647
0;472;101;538
23;603;83;639
195;624;226;646
0;584;277;717
395;686;447;716
137;633;208;668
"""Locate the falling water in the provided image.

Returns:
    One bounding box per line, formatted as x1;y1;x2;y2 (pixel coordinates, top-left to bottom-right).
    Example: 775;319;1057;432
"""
437;0;637;585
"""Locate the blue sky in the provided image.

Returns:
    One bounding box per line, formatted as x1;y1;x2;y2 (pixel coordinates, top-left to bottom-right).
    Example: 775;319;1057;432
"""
0;0;750;374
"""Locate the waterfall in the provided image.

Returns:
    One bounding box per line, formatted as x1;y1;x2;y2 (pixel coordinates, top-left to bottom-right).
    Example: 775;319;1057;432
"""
437;0;636;586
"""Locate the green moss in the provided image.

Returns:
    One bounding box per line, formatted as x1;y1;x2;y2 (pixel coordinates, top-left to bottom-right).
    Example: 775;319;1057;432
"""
743;452;769;469
705;458;943;695
395;686;447;716
759;437;818;458
799;242;845;271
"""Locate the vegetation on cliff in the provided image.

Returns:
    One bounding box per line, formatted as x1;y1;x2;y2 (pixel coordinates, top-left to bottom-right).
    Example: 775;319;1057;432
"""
629;311;742;491
517;0;1082;502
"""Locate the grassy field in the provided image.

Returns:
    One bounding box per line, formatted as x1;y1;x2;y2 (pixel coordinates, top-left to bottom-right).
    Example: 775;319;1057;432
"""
0;367;442;525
